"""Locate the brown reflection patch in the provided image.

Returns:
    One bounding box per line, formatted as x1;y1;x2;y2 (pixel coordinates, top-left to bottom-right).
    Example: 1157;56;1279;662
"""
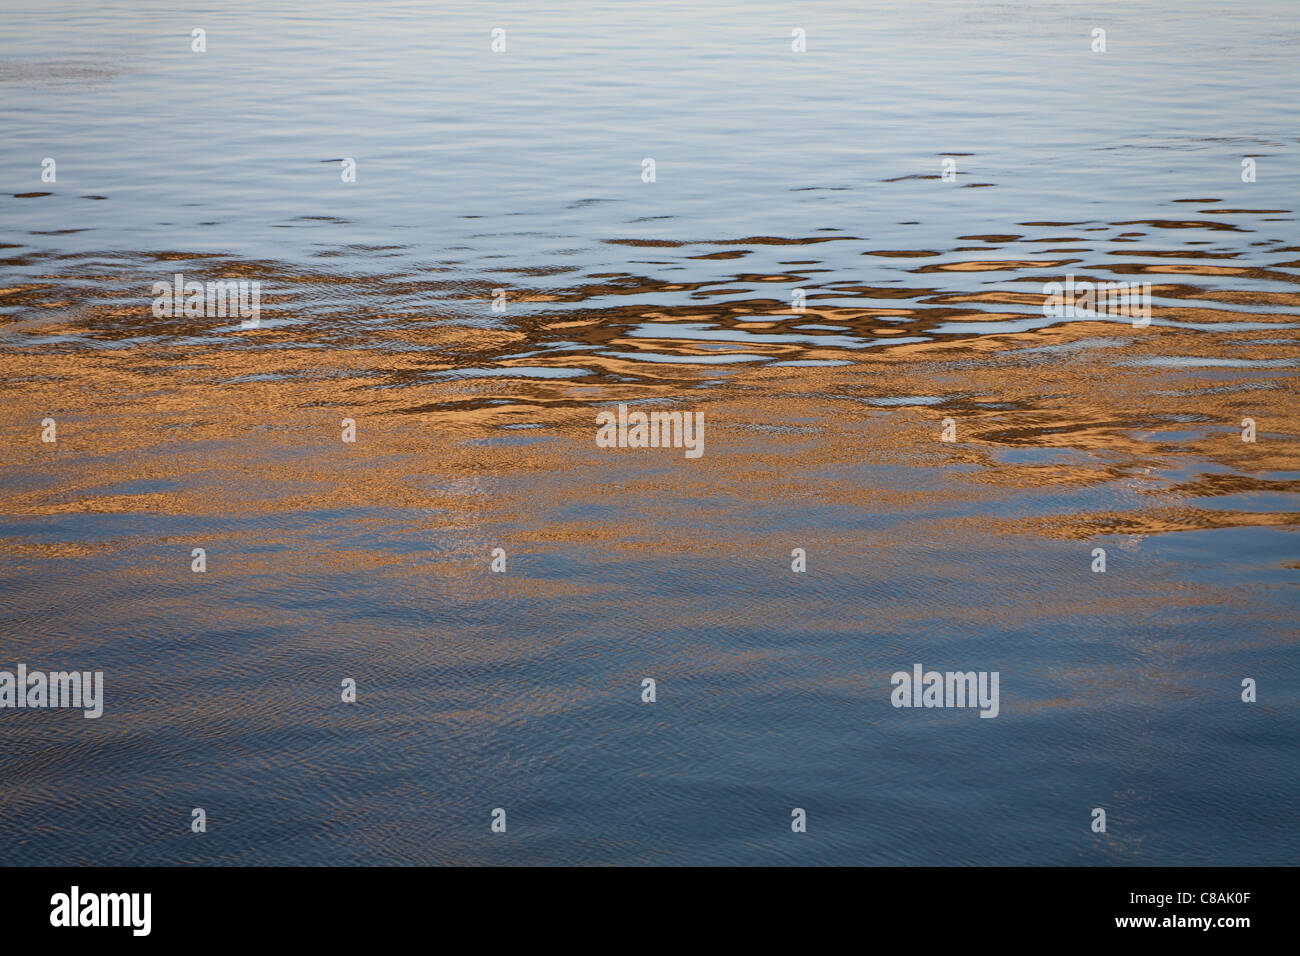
1024;508;1300;539
913;259;1081;273
1112;219;1244;232
1;245;1297;568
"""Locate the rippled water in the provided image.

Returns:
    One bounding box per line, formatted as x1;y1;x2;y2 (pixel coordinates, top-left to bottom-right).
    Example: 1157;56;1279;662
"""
1;0;1298;865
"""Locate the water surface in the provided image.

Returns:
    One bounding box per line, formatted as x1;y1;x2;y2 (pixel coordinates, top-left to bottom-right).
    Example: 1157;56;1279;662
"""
1;0;1297;865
